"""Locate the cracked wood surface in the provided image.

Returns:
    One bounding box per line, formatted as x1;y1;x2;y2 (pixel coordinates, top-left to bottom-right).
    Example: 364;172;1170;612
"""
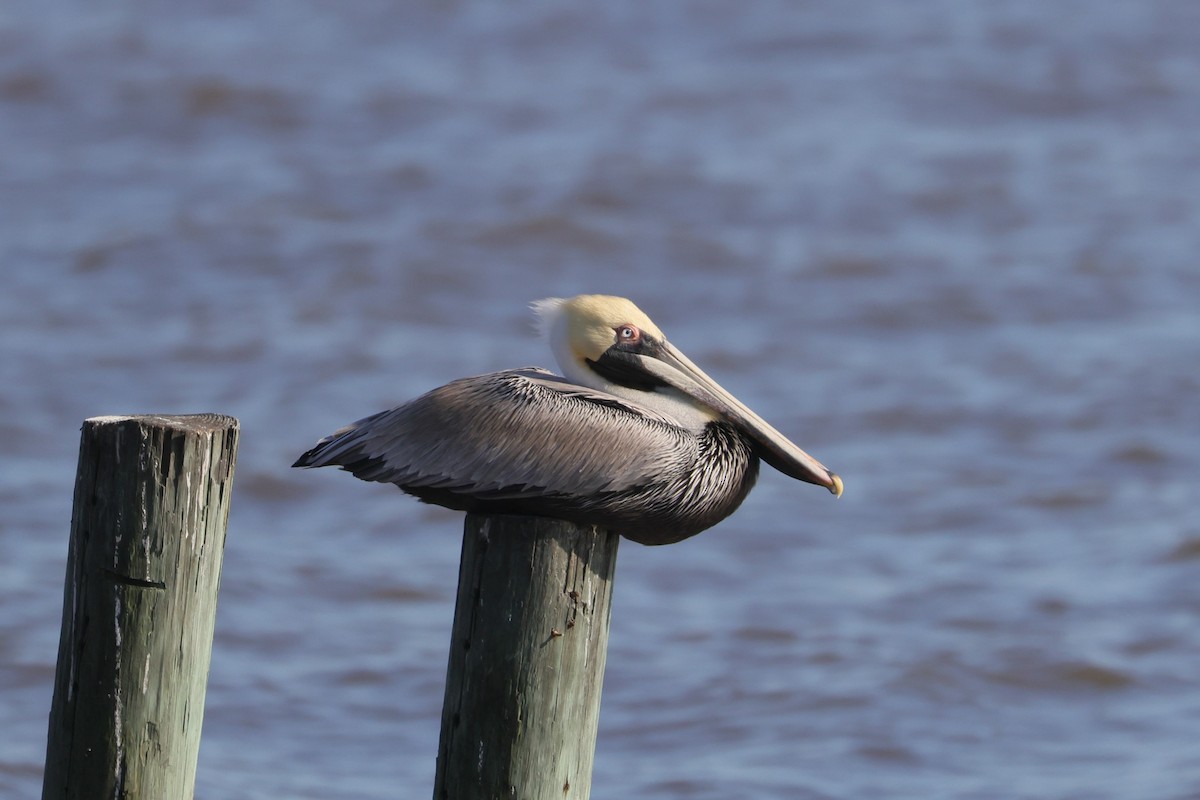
43;415;239;800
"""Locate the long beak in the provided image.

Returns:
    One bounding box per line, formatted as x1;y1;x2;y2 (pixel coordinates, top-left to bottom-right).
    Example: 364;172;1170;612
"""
637;341;843;496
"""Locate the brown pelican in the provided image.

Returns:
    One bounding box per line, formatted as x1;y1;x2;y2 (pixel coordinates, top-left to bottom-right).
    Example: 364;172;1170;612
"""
293;295;842;545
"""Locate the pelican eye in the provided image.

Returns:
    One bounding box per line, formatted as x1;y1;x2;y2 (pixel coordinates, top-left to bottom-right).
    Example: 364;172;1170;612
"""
615;324;641;344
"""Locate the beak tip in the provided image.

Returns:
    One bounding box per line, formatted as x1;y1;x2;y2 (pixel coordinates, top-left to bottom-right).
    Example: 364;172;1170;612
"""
829;473;844;498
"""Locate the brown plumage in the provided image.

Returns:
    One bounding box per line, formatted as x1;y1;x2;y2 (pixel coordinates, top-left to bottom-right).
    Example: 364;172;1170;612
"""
294;295;841;545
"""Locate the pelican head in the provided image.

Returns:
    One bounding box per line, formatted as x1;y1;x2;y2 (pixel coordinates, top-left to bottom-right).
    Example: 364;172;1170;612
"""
533;295;843;497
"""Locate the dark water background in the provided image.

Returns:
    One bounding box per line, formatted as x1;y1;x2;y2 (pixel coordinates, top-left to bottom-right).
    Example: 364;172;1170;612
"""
3;2;1199;798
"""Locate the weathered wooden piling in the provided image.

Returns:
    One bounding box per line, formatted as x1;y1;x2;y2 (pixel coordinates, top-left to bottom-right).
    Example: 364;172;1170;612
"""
43;414;239;800
434;514;619;800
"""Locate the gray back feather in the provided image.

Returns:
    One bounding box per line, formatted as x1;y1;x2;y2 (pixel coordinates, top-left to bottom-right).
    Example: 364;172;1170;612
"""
297;368;695;499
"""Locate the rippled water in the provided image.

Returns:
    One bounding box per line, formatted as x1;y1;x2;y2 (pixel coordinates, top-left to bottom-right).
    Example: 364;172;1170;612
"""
3;2;1199;798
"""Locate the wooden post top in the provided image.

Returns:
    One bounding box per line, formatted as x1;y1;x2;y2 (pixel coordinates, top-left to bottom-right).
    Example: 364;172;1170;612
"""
84;413;240;432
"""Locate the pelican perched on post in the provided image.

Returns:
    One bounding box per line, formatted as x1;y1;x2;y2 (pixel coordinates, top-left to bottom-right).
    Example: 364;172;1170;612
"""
294;295;841;545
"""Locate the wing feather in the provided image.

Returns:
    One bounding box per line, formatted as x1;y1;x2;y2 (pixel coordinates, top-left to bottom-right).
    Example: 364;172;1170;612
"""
294;368;694;500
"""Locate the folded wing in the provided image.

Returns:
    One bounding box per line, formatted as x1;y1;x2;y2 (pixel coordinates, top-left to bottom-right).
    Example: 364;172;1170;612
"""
293;368;693;502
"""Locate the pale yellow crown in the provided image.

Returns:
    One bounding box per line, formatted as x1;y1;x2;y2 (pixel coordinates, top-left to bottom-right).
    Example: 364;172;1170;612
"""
533;295;663;363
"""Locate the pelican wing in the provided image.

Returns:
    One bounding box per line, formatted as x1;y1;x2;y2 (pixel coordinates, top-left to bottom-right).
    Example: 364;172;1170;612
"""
294;368;692;500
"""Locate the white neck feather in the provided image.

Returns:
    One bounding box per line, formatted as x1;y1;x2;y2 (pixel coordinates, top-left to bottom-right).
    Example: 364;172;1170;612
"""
532;296;716;433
